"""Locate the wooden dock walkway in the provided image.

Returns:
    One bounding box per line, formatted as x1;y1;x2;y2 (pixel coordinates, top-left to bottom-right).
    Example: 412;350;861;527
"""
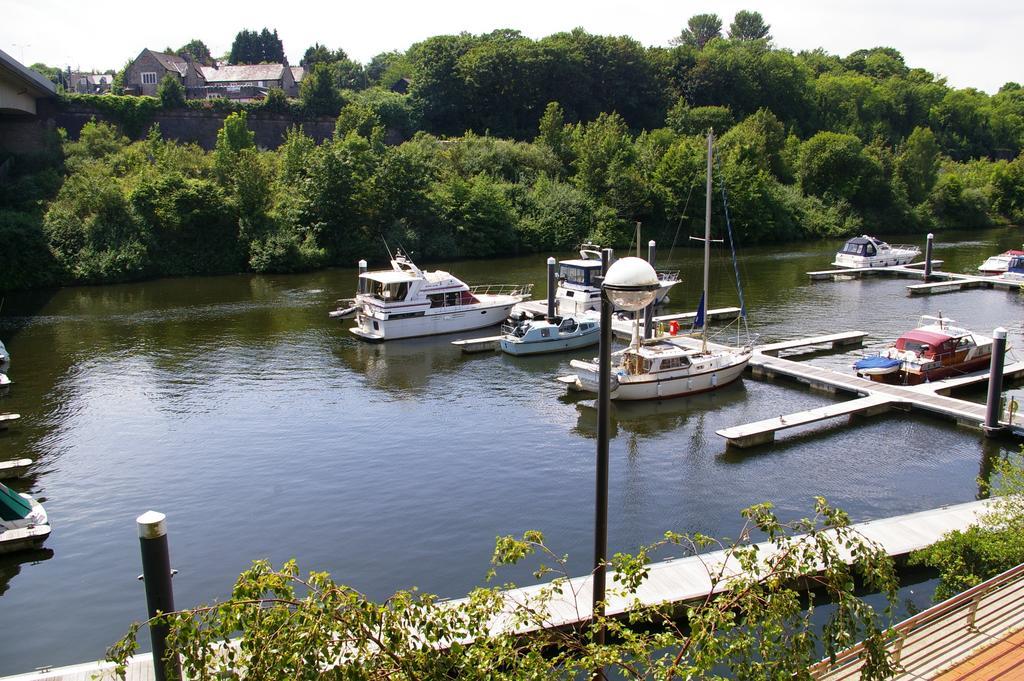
806;259;1022;297
806;260;943;281
1;499;998;681
719;352;1024;447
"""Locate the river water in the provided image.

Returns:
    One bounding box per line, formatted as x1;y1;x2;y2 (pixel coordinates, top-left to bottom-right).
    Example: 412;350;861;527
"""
1;227;1022;673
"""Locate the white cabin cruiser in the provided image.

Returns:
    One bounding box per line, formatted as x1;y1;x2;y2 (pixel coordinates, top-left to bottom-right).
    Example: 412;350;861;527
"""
555;249;677;316
340;251;532;341
832;236;920;268
499;314;600;356
0;482;50;555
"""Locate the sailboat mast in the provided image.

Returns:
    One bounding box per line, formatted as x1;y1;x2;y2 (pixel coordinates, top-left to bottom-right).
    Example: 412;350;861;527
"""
702;130;713;352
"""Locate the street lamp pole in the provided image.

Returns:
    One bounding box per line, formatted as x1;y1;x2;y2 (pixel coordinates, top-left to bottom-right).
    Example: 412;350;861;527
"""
592;276;613;652
590;256;665;680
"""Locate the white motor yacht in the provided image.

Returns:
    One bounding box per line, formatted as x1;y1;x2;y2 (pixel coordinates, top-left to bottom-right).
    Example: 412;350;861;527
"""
981;249;1024;275
337;251;532;341
832;236;920;268
554;248;677;316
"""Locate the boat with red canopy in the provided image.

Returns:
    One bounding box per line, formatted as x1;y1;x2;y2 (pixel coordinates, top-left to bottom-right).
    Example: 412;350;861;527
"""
854;315;998;385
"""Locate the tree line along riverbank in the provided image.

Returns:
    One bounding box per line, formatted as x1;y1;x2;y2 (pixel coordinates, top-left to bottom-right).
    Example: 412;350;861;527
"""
3;28;1024;292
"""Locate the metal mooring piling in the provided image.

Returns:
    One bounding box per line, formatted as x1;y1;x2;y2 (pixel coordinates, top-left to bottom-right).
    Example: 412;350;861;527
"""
137;511;181;681
984;327;1008;436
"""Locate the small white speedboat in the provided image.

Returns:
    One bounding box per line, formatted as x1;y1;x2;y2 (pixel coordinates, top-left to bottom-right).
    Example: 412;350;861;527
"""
832;236;920;268
0;340;8;367
979;249;1024;274
499;314;600;356
0;482;50;555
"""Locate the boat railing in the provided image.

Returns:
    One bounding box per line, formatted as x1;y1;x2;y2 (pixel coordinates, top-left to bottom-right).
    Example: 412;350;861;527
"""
467;283;534;298
889;244;922;253
656;269;681;283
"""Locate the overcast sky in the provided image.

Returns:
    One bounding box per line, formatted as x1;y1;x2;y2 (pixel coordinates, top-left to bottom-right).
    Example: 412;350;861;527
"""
4;0;1021;93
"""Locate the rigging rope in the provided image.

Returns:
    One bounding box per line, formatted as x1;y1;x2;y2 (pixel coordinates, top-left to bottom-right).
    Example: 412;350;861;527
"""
714;144;752;346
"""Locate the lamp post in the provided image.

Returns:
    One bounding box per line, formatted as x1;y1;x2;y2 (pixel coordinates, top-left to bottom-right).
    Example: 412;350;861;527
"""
592;256;661;676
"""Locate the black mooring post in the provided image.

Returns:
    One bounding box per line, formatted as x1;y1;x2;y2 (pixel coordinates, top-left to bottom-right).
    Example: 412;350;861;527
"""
547;256;557;319
924;233;934;282
984;327;1008;436
137;511;181;681
644;240;656;340
601;248;612;276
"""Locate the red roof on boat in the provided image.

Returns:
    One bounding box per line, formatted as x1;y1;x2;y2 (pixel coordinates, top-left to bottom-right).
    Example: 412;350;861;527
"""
899;329;952;346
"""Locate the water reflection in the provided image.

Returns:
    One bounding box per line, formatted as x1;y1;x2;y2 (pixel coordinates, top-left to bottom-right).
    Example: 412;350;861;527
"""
332;333;471;395
0;549;54;597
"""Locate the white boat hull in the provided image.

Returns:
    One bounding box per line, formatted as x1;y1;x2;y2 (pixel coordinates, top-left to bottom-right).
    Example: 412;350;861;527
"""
569;351;750;401
352;299;518;341
832;253;918;268
499;329;599;356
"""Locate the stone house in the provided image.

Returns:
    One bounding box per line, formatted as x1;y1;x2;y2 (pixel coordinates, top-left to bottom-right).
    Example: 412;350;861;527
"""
122;48;300;100
123;49;190;96
194;63;298;100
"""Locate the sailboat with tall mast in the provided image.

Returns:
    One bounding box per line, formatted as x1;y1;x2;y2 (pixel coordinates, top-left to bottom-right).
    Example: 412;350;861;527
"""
564;131;752;400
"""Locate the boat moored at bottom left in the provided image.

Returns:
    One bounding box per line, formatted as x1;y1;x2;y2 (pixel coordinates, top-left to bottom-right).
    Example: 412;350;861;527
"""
1;481;50;555
332;251;533;341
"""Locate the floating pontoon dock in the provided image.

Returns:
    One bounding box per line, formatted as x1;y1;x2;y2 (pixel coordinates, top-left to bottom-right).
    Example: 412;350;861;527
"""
807;260;1024;296
0;413;20;430
0;499;998;681
806;260;942;281
0;459;32;480
717;351;1024;448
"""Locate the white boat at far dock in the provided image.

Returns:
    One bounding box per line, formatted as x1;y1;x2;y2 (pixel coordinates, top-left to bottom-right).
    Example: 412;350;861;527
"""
833;235;921;268
335;251;532;341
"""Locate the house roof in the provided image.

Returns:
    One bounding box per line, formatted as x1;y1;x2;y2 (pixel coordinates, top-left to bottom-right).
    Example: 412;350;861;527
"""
200;64;285;83
146;49;188;76
290;66;305;82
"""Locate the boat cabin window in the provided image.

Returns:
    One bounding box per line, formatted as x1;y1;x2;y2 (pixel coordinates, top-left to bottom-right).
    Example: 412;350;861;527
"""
558;319;578;333
364;280;409;302
540;329;551;338
559;264;598;286
865;244;876;256
657;356;691;371
841;242;865;255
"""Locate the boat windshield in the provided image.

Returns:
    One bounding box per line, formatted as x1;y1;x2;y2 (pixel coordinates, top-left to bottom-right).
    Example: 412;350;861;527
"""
361;280;409;302
560;264;598;286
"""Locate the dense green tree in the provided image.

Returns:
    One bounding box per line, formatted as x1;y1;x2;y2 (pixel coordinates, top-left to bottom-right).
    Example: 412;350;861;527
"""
365;51;410;88
213;111;256;184
229;28;285;64
299;63;344;117
929;88;993;160
674;13;723;49
797;131;886;208
156;73;185;108
176;39;213;65
728;10;771;41
666;99;734;136
896;126;941;203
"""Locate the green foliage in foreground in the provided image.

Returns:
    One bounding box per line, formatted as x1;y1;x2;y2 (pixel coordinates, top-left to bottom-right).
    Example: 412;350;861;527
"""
108;499;899;679
912;449;1024;601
